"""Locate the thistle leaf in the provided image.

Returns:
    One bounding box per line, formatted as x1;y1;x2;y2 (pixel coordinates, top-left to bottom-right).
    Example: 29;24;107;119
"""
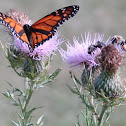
66;84;78;94
48;68;62;80
11;120;19;126
37;115;44;125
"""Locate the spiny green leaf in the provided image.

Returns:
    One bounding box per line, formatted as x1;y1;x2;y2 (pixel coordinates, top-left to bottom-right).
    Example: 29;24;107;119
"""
48;68;62;80
2;91;19;106
37;115;44;125
18;112;24;119
18;120;22;126
12;102;19;106
17;98;22;108
26;107;42;119
2;90;15;100
13;88;25;96
11;120;20;126
45;54;53;67
2;92;9;98
73;74;82;85
66;84;78;94
36;68;62;87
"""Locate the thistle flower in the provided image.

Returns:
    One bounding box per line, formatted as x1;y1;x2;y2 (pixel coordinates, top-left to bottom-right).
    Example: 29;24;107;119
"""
1;9;64;79
7;9;32;26
13;31;63;60
59;33;104;69
94;42;126;98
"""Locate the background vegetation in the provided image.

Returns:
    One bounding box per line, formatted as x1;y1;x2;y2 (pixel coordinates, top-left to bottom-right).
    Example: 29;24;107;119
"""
0;0;126;125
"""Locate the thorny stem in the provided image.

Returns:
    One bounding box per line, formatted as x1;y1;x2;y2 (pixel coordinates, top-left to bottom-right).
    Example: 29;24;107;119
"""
85;106;90;126
22;78;34;126
97;104;108;126
72;75;91;109
90;96;97;126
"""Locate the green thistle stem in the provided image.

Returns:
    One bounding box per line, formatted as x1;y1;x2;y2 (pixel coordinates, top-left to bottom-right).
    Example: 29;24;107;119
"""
97;104;108;126
22;78;34;126
90;96;97;126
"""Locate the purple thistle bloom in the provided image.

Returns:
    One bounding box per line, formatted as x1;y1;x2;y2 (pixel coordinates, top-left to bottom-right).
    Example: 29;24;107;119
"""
59;33;105;69
13;35;30;54
7;9;64;60
30;32;64;60
7;9;32;26
13;32;63;60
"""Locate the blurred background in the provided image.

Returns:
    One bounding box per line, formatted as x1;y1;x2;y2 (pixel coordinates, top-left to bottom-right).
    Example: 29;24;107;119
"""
0;0;126;125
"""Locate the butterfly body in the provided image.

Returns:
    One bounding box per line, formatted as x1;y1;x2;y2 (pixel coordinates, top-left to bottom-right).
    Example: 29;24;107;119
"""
0;5;79;51
23;24;33;47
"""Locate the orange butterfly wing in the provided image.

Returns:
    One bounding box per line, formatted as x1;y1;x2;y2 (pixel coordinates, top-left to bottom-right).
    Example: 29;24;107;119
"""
30;5;79;49
0;12;30;45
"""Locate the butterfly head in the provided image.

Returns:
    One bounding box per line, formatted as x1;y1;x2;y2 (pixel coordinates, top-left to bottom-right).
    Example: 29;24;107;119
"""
23;24;31;32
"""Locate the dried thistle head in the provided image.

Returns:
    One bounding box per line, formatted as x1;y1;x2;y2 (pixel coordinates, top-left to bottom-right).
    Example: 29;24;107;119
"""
99;44;123;74
93;43;126;99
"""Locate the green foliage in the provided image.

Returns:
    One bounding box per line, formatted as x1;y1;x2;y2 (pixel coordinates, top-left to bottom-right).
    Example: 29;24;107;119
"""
2;45;62;126
68;72;126;126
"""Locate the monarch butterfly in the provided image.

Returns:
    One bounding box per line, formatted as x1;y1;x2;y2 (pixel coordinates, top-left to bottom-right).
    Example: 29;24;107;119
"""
0;5;79;51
